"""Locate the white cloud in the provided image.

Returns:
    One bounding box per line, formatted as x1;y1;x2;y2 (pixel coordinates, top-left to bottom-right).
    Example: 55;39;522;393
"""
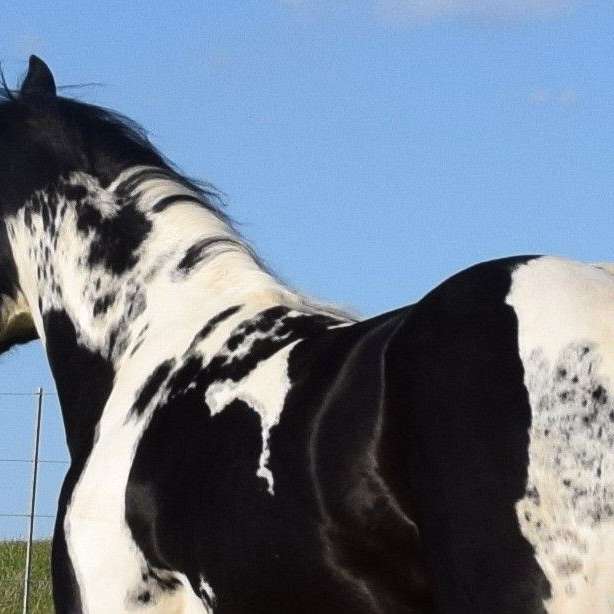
557;88;579;106
528;88;550;105
278;0;574;24
528;88;579;107
279;0;357;19
374;0;573;22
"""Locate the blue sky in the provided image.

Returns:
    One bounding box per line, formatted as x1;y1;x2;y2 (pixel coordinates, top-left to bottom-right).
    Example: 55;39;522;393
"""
0;1;613;537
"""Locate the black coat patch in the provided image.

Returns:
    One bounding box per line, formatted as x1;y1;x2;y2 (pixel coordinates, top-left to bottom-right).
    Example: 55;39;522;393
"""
43;308;115;614
187;305;242;351
93;293;115;317
132;359;175;416
176;237;244;274
77;198;152;275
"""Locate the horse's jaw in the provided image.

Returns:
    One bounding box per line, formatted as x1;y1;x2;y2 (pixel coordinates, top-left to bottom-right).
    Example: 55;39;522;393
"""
0;290;38;353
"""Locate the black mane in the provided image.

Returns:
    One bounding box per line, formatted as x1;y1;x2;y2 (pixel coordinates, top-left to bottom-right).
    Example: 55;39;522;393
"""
0;77;222;216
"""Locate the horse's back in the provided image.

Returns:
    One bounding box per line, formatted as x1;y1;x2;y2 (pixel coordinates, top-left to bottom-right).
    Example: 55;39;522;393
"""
125;304;427;614
387;255;614;613
283;306;433;612
123;255;614;614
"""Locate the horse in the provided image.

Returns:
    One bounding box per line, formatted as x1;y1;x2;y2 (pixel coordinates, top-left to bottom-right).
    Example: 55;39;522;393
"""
1;55;613;614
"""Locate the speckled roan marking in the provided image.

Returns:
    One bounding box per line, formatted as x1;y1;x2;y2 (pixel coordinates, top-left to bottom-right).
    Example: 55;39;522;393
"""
1;57;614;614
508;258;614;613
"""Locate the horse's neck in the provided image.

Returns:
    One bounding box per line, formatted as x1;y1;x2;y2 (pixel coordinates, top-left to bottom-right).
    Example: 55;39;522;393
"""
7;168;315;451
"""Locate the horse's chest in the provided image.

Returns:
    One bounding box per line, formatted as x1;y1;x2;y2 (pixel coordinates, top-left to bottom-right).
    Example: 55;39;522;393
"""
64;416;175;611
64;337;301;612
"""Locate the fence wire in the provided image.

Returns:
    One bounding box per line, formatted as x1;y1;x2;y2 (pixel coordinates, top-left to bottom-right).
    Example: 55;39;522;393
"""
0;388;66;614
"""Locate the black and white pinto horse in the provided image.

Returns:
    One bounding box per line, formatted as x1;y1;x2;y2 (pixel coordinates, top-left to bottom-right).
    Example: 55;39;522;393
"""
1;56;613;614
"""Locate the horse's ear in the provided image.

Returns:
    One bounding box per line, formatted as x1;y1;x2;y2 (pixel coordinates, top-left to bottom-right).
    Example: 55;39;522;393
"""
20;55;57;99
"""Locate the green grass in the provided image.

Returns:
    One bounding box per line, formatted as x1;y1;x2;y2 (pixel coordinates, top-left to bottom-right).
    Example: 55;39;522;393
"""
0;541;53;614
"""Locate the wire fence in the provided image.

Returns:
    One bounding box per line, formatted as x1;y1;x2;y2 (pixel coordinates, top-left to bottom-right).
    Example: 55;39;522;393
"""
0;388;68;614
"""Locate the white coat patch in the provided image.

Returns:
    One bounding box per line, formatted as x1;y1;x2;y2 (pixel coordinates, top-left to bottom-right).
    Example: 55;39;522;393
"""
198;574;216;608
205;341;300;494
508;257;614;613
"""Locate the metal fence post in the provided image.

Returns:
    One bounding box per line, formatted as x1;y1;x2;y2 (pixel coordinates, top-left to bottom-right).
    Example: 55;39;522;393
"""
22;387;44;614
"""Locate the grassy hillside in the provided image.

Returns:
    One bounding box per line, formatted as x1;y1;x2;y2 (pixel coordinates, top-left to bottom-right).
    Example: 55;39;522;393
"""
0;541;53;613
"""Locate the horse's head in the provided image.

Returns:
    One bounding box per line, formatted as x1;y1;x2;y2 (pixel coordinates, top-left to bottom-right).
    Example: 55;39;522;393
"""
0;56;183;355
0;57;60;351
0;53;240;383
